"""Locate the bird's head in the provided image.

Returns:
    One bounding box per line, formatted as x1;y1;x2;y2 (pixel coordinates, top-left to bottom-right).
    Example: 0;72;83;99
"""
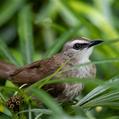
62;37;103;62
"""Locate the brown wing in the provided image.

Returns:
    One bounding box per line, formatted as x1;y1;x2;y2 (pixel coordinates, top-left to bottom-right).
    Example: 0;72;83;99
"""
0;61;17;79
10;54;63;85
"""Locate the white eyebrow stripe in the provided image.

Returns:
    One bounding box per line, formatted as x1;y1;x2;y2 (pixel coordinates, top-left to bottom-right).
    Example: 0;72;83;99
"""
72;40;89;44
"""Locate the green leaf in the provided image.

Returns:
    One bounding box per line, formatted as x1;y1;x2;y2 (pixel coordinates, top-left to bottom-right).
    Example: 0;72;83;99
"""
0;38;19;66
0;0;25;26
75;77;119;108
35;0;59;25
68;1;119;39
0;105;12;117
45;25;82;58
18;5;34;64
18;108;52;115
30;88;64;115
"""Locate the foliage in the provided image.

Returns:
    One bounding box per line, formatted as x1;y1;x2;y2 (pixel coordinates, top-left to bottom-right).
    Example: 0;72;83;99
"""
0;0;119;119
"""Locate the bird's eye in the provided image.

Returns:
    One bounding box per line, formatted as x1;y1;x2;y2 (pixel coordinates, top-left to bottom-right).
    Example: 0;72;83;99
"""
73;43;82;50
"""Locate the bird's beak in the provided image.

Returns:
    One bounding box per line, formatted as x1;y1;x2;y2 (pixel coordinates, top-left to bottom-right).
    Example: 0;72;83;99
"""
88;40;103;48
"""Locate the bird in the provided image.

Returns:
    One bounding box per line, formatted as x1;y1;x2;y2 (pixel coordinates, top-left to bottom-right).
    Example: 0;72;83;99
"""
0;37;103;101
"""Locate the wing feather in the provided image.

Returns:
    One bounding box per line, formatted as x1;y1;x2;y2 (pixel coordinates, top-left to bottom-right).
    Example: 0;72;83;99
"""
10;54;63;85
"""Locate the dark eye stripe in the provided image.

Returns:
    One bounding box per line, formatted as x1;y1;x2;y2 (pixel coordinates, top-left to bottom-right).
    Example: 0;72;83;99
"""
73;43;88;50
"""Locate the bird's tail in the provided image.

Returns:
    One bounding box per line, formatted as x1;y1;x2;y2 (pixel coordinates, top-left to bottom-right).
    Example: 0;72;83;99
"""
0;61;17;79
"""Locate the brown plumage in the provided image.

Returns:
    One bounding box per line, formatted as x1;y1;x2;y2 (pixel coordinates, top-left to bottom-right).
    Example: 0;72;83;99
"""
0;61;16;79
10;54;64;85
0;38;103;100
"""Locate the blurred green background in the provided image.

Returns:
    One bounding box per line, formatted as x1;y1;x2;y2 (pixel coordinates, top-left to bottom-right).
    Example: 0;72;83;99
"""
0;0;119;119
